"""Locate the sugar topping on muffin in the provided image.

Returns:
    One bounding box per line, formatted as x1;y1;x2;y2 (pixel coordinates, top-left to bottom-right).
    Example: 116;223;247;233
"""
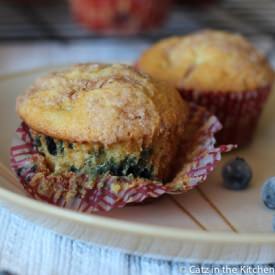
138;30;274;92
17;63;187;146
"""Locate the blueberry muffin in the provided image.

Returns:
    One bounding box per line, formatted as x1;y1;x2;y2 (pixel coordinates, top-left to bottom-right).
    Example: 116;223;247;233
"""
137;30;274;146
16;63;188;197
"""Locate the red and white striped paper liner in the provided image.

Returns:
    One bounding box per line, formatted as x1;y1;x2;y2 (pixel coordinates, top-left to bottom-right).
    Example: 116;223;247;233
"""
10;104;235;212
178;86;271;147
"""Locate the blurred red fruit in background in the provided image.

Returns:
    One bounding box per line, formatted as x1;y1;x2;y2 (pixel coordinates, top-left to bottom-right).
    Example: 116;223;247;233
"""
70;0;173;35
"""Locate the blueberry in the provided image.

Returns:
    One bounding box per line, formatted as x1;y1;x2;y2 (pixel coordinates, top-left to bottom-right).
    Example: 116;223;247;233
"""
272;216;275;232
16;167;24;177
68;143;74;149
33;136;41;147
69;165;78;173
45;136;57;155
261;177;275;210
222;157;252;190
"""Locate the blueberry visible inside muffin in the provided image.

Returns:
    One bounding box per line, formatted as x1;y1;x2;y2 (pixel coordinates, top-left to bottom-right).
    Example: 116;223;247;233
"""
31;130;154;180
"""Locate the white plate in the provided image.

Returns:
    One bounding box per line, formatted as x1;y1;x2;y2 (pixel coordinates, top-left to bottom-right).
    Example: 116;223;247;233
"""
0;67;275;264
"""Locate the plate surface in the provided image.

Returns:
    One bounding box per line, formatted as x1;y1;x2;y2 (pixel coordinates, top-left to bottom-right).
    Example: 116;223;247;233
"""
0;67;275;264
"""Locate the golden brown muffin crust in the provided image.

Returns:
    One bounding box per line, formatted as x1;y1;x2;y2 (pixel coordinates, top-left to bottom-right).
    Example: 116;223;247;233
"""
137;30;274;92
16;63;188;148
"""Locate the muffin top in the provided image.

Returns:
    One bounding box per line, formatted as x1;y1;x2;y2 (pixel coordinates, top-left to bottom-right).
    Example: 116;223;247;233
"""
17;63;188;146
137;30;274;92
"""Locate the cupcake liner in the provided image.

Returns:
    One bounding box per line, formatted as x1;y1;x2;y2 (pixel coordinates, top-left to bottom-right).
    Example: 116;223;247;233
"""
178;87;271;147
10;104;235;212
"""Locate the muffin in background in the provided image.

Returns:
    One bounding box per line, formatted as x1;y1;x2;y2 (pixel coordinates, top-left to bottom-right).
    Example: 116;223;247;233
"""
137;30;274;147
